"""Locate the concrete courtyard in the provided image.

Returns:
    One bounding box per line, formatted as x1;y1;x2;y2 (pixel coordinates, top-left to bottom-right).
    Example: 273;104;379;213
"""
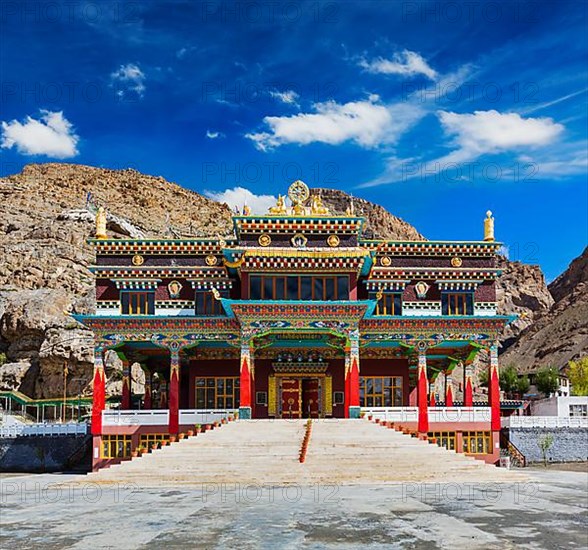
1;467;587;549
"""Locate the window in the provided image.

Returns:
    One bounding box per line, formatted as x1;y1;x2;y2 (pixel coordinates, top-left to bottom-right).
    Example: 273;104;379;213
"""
360;377;403;407
195;291;224;316
121;292;154;315
333;391;344;404
428;431;456;451
101;435;132;458
249;275;349;300
139;434;169;448
442;293;473;315
373;293;402;315
569;404;587;417
195;377;240;409
256;392;267;405
462;431;491;454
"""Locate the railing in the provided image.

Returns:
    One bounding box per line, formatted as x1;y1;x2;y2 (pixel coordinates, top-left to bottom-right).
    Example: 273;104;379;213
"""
102;409;236;427
102;410;169;426
500;430;526;467
428;407;491;423
502;416;588;428
179;409;236;425
0;422;88;438
361;407;418;422
361;407;492;424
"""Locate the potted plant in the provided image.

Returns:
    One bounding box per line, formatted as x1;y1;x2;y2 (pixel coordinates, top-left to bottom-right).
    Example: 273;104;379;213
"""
131;448;139;458
169;434;177;443
178;432;185;440
137;445;148;456
187;428;194;437
150;442;159;452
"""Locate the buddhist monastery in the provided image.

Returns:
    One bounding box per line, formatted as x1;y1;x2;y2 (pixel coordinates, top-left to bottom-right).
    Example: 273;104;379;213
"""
76;181;512;470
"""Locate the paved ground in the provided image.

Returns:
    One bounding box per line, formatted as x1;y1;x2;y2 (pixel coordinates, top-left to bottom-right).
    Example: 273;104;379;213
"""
1;469;587;549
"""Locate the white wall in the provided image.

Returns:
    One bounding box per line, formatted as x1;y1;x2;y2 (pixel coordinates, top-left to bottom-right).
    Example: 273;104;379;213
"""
531;396;588;417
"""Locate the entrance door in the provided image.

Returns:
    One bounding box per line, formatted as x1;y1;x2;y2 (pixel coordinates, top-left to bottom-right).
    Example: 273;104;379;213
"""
302;378;320;418
281;378;301;418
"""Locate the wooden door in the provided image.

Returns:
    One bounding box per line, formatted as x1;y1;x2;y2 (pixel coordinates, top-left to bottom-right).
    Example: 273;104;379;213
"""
302;378;320;418
281;378;301;418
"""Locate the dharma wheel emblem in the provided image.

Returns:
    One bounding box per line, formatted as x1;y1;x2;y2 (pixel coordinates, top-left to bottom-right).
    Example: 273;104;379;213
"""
258;233;272;247
288;180;310;204
205;255;218;266
451;256;463;267
132;254;144;266
327;234;340;247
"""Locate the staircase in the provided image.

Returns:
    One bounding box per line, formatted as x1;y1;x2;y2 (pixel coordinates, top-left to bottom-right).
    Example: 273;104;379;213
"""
87;419;520;487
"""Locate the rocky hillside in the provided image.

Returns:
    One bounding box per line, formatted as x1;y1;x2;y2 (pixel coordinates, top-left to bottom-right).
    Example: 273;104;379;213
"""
0;162;577;401
0;163;233;400
501;246;588;372
311;188;425;241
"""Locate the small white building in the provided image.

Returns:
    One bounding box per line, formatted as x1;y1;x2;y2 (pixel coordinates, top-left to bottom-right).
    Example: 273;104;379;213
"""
531;395;588;417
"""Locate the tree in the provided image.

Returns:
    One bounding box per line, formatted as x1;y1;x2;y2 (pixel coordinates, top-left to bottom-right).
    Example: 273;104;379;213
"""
499;364;519;395
516;375;530;395
535;367;560;396
538;434;554;467
568;357;588;396
477;369;488;388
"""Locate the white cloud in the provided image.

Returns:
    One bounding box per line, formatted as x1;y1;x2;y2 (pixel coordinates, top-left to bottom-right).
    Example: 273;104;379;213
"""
246;96;423;151
110;63;146;98
206;130;225;139
1;110;79;158
205;187;277;215
360;50;438;80
269;89;300;106
437;109;564;163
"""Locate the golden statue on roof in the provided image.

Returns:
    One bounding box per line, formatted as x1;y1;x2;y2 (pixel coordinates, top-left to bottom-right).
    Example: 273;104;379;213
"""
484;210;495;241
268;194;288;215
95;206;107;239
311;194;329;215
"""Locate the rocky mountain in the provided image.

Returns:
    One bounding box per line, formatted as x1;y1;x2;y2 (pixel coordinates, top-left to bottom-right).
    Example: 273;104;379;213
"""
311;188;425;241
501;246;588;372
0;163;233;400
0;162;577;402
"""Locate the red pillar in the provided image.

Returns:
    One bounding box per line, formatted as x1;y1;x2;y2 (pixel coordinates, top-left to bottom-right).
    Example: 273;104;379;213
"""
143;367;152;409
429;389;436;407
464;364;473;407
445;373;454;407
91;348;106;436
345;338;360;418
417;350;429;433
239;343;252;419
488;344;501;431
168;350;180;434
121;361;131;409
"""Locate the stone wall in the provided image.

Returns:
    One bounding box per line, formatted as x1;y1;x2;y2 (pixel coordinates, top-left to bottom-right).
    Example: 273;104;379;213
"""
0;434;91;473
507;427;588;464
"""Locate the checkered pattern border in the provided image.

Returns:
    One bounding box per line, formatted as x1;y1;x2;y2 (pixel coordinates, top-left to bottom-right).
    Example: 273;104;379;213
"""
92;267;227;278
113;279;161;290
188;279;233;290
365;280;410;291
362;241;500;256
92;240;234;255
242;255;365;272
437;280;481;291
235;218;362;234
371;268;498;280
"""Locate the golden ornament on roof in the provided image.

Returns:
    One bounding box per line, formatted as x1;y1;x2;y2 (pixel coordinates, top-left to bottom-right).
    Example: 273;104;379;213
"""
327;234;340;247
132;254;144;266
484;210;495;241
451;256;463;267
311;194;330;215
95;206;107;239
268;194;287;215
380;256;391;266
288;180;310;204
258;233;272;247
205;254;218;266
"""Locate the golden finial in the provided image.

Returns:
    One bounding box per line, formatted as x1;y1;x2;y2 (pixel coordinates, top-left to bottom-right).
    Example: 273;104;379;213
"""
95;206;107;239
484;210;495;241
345;195;355;216
243;204;251;216
311;194;329;215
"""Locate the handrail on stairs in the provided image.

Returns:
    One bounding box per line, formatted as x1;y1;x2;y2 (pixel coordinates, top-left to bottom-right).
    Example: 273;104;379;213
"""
500;430;526;467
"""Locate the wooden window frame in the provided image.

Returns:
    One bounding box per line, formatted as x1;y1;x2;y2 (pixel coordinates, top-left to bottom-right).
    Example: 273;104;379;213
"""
443;292;473;316
249;275;350;301
101;435;132;458
195;291;224;316
359;376;403;407
121;291;154;315
462;431;491;454
374;292;402;316
428;431;456;451
195;377;240;409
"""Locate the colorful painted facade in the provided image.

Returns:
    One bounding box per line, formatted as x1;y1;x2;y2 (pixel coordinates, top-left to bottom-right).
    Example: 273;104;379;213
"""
76;181;512;468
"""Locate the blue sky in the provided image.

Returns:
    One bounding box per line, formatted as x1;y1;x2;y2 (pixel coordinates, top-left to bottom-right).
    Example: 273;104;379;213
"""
1;0;587;280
